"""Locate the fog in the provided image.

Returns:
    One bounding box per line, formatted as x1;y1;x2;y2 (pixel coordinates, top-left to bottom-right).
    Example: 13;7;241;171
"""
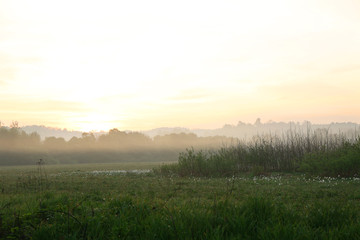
1;119;359;166
0;125;235;166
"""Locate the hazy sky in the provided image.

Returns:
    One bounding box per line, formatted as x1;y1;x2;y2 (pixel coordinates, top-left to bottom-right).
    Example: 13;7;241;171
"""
1;0;360;131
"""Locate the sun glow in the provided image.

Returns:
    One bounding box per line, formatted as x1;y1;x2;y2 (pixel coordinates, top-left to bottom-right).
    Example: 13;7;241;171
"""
67;114;124;132
1;0;360;130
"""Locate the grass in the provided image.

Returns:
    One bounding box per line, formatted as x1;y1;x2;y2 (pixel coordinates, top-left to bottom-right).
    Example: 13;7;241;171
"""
1;163;360;239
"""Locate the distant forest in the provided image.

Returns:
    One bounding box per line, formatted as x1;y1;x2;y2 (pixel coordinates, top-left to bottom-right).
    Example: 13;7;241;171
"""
0;124;235;166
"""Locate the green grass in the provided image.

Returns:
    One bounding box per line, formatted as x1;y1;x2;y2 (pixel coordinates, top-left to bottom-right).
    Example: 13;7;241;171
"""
1;164;360;239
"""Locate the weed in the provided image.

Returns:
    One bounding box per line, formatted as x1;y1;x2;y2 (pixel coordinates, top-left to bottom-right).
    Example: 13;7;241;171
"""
159;131;360;177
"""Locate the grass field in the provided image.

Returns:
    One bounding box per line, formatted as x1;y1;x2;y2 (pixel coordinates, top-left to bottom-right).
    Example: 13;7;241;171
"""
1;162;360;239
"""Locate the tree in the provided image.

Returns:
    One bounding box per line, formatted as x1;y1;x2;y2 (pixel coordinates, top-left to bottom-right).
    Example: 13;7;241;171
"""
254;118;262;126
10;121;19;129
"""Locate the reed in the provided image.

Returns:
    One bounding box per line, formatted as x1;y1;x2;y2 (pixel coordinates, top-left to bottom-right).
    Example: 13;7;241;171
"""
159;128;360;177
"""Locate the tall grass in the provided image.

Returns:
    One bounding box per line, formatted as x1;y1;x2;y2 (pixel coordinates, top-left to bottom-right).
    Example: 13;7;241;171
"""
158;128;360;177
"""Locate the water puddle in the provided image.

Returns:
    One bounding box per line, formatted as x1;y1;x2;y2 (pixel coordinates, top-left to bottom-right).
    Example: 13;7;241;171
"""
90;169;151;175
51;169;152;177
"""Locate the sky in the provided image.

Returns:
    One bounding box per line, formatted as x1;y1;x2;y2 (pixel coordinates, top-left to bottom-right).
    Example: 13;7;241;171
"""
1;0;360;131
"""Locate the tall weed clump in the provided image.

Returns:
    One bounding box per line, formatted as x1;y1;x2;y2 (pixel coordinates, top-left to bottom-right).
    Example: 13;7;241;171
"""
300;139;360;177
179;147;243;177
158;128;358;177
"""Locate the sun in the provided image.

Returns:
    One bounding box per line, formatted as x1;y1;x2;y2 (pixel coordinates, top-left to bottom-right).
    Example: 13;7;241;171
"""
66;114;121;132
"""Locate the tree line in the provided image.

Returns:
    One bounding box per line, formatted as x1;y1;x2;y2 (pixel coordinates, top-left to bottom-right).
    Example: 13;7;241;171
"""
0;126;235;151
0;125;236;165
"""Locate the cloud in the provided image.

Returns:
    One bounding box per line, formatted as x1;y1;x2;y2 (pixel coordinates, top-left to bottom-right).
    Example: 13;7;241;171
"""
0;67;15;82
167;89;214;103
254;80;360;110
0;98;93;129
0;51;42;84
0;53;14;83
97;93;138;103
330;64;360;74
0;99;91;113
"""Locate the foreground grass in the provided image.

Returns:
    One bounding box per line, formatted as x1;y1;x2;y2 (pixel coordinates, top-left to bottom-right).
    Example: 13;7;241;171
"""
1;164;360;239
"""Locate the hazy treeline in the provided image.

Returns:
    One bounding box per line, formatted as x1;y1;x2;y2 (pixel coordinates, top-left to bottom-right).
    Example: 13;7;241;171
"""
0;126;236;165
17;119;360;141
193;119;360;140
0;127;236;151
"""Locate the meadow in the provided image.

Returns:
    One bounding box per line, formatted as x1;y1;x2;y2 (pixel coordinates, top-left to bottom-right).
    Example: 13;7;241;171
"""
1;162;360;239
1;127;360;239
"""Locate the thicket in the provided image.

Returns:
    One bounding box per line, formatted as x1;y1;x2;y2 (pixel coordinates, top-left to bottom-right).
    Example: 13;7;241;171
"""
158;128;360;177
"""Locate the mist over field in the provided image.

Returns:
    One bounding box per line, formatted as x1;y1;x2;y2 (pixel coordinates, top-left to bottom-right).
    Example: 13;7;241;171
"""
0;121;235;165
0;119;359;167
